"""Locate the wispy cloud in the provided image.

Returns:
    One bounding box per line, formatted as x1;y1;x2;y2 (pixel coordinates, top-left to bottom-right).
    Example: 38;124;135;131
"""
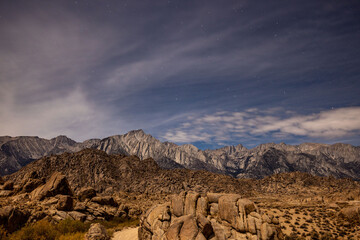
162;107;360;145
0;1;359;146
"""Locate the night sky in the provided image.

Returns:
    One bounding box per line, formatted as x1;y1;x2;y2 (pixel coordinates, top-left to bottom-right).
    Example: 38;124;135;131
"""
1;0;360;149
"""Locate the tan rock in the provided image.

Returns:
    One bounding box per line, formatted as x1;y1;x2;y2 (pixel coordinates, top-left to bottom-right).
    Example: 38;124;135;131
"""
196;196;208;216
55;195;73;211
235;214;246;233
171;192;185;217
23;178;43;193
207;193;224;203
30;172;73;201
166;219;183;240
77;187;96;201
0;190;12;197
210;219;226;240
271;217;279;225
138;226;153;240
247;215;257;235
195;232;207;240
74;202;86;211
254;217;262;231
0;206;29;233
210;203;219;216
184;192;200;216
196;214;213;238
218;194;241;226
179;215;198;240
339;206;360;223
91;196;118;207
260;222;274;240
85;223;110;240
231;229;247;240
68;211;87;221
144;203;171;231
238;198;257;215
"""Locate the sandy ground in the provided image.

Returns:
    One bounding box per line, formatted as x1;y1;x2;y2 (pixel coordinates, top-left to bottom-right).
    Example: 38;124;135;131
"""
112;227;139;240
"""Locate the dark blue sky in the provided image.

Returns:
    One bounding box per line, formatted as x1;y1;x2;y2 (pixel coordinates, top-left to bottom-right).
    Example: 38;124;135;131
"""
0;0;360;149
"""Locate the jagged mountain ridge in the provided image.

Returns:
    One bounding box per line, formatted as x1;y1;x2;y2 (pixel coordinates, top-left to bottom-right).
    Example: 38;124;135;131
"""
1;130;360;180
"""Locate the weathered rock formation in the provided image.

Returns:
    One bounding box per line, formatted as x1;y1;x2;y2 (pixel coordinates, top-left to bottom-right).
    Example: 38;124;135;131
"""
139;191;283;240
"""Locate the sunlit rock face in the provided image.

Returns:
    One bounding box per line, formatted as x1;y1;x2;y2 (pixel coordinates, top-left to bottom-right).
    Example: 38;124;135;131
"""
1;130;360;180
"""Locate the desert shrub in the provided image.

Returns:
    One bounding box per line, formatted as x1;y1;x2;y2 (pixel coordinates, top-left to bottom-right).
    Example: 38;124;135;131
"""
55;219;89;234
94;217;139;231
0;226;8;240
10;220;59;240
8;217;139;240
9;219;89;240
58;232;84;240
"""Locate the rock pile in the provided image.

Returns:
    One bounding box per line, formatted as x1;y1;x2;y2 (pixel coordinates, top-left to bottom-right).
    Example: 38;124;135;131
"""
139;191;283;240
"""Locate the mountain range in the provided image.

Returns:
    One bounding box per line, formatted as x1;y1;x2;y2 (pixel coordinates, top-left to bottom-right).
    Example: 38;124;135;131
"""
1;129;360;180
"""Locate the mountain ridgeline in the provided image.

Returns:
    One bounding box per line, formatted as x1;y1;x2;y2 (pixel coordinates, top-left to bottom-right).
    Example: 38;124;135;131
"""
1;130;360;180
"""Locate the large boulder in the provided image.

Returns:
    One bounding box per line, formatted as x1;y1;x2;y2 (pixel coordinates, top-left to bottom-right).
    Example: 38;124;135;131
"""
184;192;200;216
30;172;73;201
0;206;29;233
171;191;185;217
85;223;110;240
218;194;241;226
55;194;74;211
139;203;171;239
77;187;96;201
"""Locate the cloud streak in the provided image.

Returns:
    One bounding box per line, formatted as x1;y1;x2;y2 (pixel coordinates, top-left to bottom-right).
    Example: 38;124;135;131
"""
162;107;360;146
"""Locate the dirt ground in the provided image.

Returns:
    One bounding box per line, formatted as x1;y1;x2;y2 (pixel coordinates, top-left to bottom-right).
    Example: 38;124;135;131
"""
112;227;139;240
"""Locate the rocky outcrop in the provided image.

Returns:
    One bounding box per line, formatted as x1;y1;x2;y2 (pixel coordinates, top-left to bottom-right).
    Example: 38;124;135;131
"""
85;223;110;240
139;191;283;240
30;172;73;201
2;130;360;180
